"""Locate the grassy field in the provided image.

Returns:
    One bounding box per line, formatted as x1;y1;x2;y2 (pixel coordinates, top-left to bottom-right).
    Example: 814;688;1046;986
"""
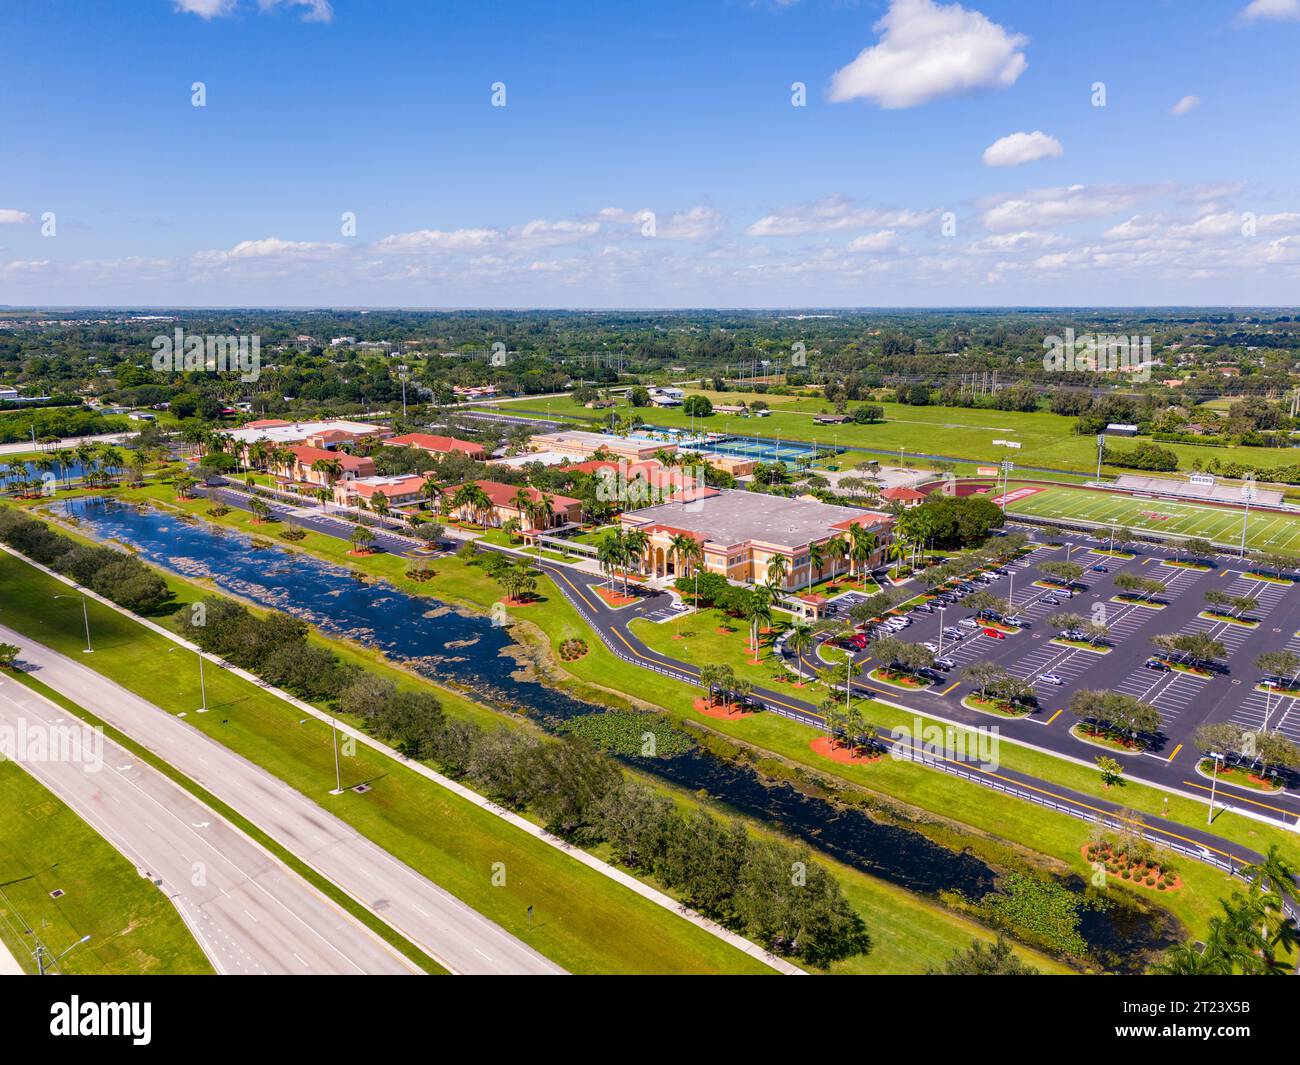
0;757;213;975
1005;483;1300;553
30;486;1298;960
486;391;1300;478
0;552;772;975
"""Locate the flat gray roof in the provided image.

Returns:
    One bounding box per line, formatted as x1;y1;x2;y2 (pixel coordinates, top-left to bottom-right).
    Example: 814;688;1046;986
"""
624;489;886;550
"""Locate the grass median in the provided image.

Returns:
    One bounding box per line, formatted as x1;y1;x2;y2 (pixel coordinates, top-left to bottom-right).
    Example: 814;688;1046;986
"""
0;755;214;975
0;551;771;975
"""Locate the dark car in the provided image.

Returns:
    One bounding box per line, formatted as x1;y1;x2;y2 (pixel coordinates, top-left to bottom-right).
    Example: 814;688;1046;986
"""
1091;564;1108;573
1144;657;1171;672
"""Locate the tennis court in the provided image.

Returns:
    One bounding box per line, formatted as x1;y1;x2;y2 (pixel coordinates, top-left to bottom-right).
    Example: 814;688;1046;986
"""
1005;484;1300;554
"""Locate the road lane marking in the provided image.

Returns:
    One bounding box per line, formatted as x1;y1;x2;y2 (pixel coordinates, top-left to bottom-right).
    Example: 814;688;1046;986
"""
1045;709;1062;725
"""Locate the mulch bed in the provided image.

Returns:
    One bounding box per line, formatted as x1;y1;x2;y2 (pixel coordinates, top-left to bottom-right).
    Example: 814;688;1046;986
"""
692;697;753;719
1081;844;1181;892
593;585;638;607
811;736;882;765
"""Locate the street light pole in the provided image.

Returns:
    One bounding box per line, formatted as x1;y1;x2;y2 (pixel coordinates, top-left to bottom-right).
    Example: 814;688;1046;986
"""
1207;751;1223;824
937;605;946;657
35;934;90;975
329;715;343;795
53;594;92;653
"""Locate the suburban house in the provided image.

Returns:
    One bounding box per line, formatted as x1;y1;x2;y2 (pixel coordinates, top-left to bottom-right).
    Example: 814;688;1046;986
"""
387;432;487;461
620;489;894;591
334;473;434;510
276;444;375;486
879;486;927;508
444;480;583;531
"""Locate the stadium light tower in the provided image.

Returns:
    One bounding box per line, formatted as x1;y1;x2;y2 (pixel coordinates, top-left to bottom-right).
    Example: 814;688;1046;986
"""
1239;480;1256;559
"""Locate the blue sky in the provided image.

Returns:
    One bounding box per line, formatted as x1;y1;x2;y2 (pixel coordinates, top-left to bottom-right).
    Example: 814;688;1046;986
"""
2;0;1299;307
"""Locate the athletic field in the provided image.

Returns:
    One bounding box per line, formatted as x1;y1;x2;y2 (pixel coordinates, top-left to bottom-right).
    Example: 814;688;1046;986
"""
1002;484;1300;555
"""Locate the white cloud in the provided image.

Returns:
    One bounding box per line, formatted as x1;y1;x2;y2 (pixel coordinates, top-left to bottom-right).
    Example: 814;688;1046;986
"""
514;219;599;247
220;237;342;258
657;206;723;241
981;130;1062;167
981;184;1149;231
1241;0;1300;21
175;0;332;21
376;227;500;252
746;195;936;237
0;209;31;224
258;0;334;22
846;230;900;252
1170;94;1200;116
174;0;238;17
828;0;1028;109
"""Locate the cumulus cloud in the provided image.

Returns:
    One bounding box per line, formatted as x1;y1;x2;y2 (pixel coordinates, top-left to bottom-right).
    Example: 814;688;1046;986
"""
981;184;1151;231
746;195;937;237
828;0;1028;109
1170;94;1200;116
175;0;332;21
846;230;900;252
1241;0;1300;21
981;131;1063;167
0;209;31;224
174;0;239;17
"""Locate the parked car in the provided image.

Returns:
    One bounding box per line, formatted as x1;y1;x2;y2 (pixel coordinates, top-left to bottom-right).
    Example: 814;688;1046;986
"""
982;628;1007;640
1005;615;1027;627
1041;596;1060;606
1091;564;1109;573
943;626;965;638
1039;673;1064;685
1144;657;1171;672
958;618;979;630
935;657;956;671
843;633;870;650
922;641;940;654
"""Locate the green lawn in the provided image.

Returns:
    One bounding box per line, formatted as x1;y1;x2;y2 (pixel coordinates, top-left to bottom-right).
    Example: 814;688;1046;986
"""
1006;483;1300;553
36;484;1296;959
0;757;213;975
0;551;771;975
486;391;1300;479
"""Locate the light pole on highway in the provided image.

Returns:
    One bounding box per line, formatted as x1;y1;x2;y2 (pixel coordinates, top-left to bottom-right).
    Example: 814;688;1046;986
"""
328;715;344;796
166;645;209;713
35;934;90;975
52;594;92;653
1206;751;1224;824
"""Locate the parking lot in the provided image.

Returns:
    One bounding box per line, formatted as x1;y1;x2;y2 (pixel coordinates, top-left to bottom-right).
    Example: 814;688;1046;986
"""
830;531;1300;766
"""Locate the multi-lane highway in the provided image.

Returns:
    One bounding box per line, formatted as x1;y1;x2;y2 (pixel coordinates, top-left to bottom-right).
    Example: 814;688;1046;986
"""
0;672;416;975
0;625;566;975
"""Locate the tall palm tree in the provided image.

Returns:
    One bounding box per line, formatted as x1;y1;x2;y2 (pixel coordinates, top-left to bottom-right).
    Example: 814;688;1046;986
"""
744;585;774;660
370;490;390;522
806;540;826;589
623;527;649;578
451;482;493;529
315;486;331;510
596;529;627;590
766;553;790;591
785;621;813;660
419;475;441;510
310;457;344;497
849;525;878;580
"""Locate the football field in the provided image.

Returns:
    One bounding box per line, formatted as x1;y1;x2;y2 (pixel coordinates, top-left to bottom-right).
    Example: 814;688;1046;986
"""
1003;484;1300;555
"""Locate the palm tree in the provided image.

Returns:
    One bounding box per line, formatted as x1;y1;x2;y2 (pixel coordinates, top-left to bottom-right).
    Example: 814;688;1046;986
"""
314;485;330;511
849;525;878;580
622;527;649;578
785;621;813;660
451;483;493;529
743;586;774;660
350;524;376;553
310;457;344;498
806;540;826;589
370;490;390;523
766;553;790;591
419;475;441;510
596;529;627;590
823;534;846;584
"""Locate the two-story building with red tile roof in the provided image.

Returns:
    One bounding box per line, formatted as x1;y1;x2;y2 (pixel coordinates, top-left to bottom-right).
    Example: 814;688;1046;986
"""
444;480;582;531
387;432;487;461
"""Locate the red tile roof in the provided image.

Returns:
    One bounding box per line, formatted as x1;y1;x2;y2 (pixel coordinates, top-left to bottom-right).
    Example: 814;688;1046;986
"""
288;444;373;472
388;433;485;456
351;475;431;499
880;487;927;502
450;480;581;511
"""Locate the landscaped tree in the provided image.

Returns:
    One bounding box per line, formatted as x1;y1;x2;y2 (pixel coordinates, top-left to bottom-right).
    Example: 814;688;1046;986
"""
174;474;197;500
926;936;1039;976
1039;560;1084;597
451;482;493;530
848;524;878;581
964;590;1009;619
0;643;19;669
1069;689;1161;748
1153;631;1227;671
310;456;344;495
596;528;628;592
369;490;390;522
1114;572;1167;604
766;552;790;590
1256;650;1300;684
349;524;376;553
1184;538;1217;564
743;585;775;659
1096;755;1124;787
785;621;813;660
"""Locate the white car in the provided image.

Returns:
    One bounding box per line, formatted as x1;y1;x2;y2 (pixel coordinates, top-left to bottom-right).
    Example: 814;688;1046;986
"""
958;618;979;629
922;642;940;653
1039;673;1064;686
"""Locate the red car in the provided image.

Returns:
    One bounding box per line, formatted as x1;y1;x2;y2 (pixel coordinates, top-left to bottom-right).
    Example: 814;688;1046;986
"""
982;627;1007;640
843;633;870;650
